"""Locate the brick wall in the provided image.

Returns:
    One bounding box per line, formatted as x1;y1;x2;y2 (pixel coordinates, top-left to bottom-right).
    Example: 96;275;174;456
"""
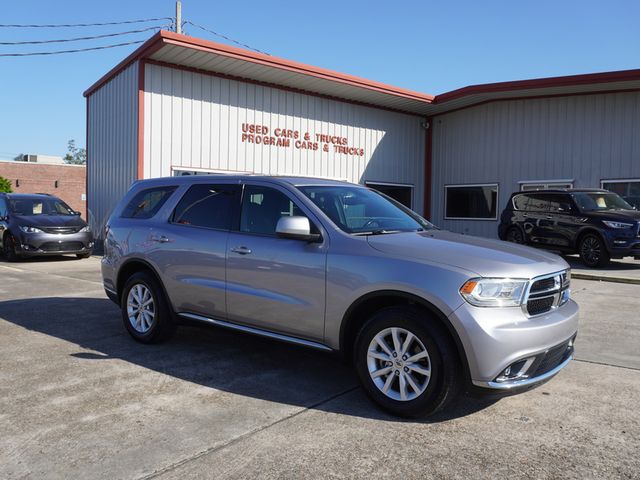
0;161;87;218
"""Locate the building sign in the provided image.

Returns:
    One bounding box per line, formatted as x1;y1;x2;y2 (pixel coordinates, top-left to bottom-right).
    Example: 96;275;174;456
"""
240;123;365;156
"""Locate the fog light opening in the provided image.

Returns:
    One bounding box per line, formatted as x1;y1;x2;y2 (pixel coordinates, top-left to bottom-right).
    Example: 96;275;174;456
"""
495;357;536;383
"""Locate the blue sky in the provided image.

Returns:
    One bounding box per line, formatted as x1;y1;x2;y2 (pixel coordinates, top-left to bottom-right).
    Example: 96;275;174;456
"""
0;0;638;160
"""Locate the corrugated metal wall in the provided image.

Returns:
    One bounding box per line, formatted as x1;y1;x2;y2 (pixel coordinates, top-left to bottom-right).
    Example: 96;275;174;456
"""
87;62;139;239
431;91;640;238
143;63;426;211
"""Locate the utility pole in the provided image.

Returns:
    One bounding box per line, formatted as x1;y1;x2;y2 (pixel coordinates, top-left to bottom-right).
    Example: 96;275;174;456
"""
176;1;182;34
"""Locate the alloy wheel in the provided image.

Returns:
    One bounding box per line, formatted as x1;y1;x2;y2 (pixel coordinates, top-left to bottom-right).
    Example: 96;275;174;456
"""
506;228;524;244
581;236;601;265
126;284;156;333
367;327;431;402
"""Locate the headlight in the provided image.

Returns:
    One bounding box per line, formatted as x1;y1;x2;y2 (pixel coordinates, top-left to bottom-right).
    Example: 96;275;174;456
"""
19;225;43;233
602;221;634;229
80;226;91;232
460;278;528;307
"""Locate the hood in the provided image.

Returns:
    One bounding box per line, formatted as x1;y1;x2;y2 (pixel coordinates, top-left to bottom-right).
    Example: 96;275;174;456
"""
586;209;640;223
367;230;568;279
13;214;86;228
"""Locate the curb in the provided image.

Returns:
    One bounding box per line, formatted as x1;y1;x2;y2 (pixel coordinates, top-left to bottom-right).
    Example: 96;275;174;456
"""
571;272;640;285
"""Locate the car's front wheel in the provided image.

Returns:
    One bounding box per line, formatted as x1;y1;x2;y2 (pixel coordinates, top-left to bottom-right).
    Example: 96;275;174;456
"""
579;233;610;268
354;306;461;418
2;233;22;262
121;271;176;343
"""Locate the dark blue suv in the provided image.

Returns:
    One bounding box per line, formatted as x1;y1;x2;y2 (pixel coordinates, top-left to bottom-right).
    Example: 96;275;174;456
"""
498;189;640;268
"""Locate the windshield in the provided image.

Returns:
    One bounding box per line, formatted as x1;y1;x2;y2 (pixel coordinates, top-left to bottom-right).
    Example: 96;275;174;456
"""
572;192;635;212
298;185;435;235
8;197;75;216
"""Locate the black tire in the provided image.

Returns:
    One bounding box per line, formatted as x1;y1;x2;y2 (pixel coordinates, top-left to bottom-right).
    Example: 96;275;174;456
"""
354;306;461;418
578;233;610;268
120;270;176;343
2;232;22;262
505;226;525;244
76;252;92;259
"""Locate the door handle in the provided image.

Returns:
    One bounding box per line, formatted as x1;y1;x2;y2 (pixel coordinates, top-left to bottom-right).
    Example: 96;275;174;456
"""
151;235;170;243
231;246;252;255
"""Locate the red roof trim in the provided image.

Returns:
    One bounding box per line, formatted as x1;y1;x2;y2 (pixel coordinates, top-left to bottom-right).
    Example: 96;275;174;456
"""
83;32;164;97
84;30;434;104
84;30;640;114
433;68;640;104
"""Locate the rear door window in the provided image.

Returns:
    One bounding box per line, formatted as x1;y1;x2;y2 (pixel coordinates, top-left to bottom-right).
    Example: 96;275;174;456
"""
121;186;177;219
527;194;550;212
546;194;573;213
172;184;240;230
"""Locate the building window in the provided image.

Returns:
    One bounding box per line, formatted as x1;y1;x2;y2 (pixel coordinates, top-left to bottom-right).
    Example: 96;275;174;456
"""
519;181;573;191
365;182;413;208
601;179;640;209
444;184;498;220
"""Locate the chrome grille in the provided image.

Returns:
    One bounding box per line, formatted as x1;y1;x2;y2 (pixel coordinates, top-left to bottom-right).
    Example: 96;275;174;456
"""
524;270;571;316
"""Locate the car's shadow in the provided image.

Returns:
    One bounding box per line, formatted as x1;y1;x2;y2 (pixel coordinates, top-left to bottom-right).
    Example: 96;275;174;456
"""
0;296;498;423
561;254;640;271
0;254;81;264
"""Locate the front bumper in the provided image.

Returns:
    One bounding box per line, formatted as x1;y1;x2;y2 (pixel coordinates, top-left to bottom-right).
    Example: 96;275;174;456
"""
449;299;579;391
15;231;94;256
603;229;640;258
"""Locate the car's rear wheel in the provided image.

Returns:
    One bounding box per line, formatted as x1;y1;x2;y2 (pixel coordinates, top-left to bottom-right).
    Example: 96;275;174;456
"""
579;233;610;268
2;233;22;262
121;271;176;343
354;306;461;418
505;226;525;244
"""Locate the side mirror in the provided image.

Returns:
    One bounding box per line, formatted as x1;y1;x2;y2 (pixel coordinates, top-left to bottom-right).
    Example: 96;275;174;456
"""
276;216;321;242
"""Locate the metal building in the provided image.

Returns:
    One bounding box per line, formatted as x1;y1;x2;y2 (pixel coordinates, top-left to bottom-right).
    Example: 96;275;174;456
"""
428;74;640;238
84;31;432;240
85;30;640;241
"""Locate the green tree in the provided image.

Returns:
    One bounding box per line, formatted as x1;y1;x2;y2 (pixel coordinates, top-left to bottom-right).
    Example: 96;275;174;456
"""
0;176;12;193
63;139;87;165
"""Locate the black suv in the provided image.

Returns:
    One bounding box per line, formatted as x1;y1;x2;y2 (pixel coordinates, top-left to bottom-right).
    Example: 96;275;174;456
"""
498;189;640;267
0;193;94;261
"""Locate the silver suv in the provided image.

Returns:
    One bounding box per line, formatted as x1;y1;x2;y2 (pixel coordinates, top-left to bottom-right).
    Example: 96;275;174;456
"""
102;176;578;417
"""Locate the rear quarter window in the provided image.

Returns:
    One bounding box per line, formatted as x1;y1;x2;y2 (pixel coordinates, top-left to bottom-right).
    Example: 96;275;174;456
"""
121;186;177;219
512;194;531;210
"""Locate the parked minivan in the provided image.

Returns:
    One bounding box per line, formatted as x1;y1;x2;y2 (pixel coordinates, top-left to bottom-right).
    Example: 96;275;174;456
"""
499;189;640;268
102;176;578;417
0;193;93;261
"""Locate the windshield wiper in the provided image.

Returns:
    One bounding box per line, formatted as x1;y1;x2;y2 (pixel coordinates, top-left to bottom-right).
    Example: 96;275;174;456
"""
352;229;404;236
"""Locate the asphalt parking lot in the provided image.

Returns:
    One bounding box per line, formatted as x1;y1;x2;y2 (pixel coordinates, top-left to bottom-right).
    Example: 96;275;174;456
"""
1;257;639;479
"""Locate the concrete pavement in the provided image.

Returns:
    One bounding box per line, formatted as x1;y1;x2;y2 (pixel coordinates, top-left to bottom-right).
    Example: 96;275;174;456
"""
0;256;638;479
566;255;640;285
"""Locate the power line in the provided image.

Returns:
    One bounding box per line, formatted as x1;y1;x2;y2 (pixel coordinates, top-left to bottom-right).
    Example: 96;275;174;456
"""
0;17;173;28
184;21;270;56
0;40;145;57
0;25;167;45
